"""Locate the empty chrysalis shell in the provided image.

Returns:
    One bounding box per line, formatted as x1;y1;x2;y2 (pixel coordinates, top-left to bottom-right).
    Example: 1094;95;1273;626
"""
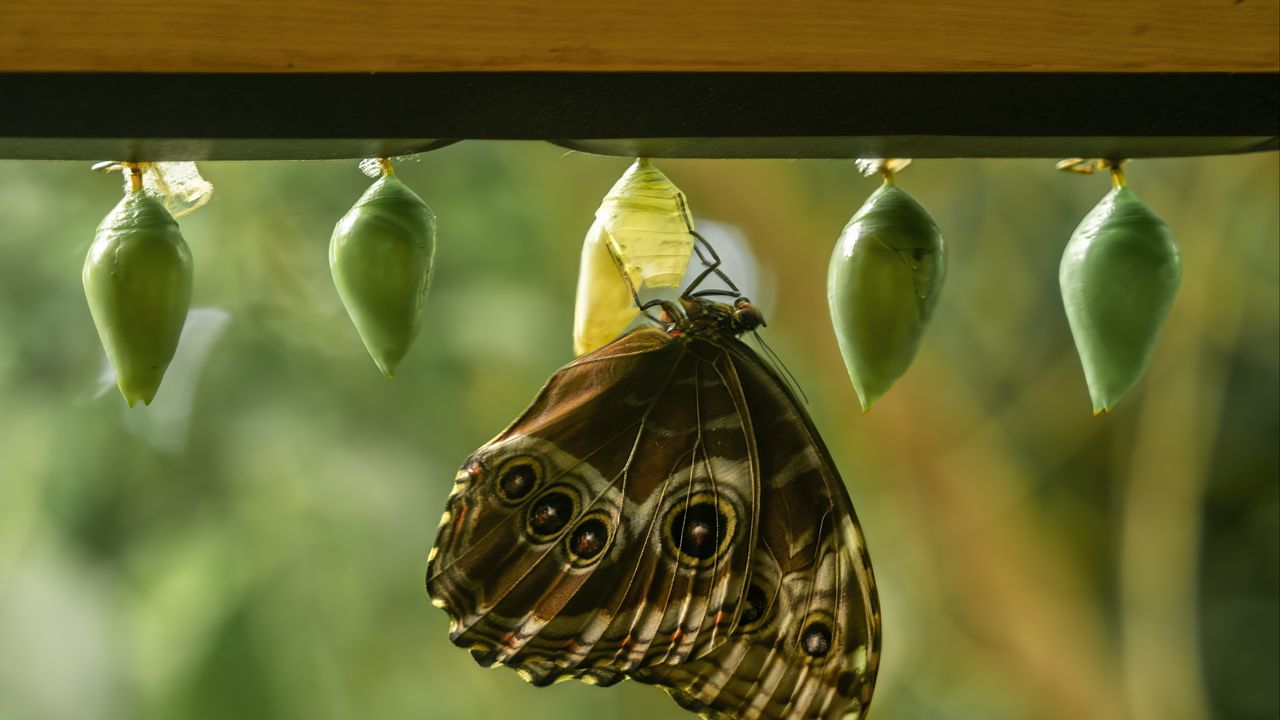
83;186;193;407
1059;184;1180;413
828;177;946;411
330;169;436;379
572;158;696;356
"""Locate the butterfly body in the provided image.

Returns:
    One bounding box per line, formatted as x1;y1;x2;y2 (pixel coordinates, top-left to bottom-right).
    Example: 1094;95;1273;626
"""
428;297;881;719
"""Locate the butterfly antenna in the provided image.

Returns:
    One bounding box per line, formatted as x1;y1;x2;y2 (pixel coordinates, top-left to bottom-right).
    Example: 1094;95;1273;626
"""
752;330;809;405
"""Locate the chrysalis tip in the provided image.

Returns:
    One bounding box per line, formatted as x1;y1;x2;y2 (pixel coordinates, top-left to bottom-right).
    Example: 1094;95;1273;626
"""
854;386;879;413
373;358;397;379
122;384;159;408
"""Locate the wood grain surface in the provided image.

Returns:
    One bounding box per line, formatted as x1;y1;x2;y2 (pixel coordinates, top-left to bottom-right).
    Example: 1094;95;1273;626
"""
2;0;1276;73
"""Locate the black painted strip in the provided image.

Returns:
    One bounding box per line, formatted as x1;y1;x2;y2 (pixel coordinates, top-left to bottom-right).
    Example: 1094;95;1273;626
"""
1;72;1275;159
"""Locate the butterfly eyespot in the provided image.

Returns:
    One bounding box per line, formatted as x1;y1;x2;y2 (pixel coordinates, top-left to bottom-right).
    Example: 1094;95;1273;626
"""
801;621;833;658
495;456;543;504
837;670;858;696
565;513;613;565
662;494;737;568
526;488;579;542
738;583;770;629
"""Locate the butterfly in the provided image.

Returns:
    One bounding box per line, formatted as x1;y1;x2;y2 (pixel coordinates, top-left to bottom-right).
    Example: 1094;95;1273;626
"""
426;238;882;719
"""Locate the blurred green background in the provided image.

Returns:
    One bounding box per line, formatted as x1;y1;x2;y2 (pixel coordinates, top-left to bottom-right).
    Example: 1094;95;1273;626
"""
0;146;1275;720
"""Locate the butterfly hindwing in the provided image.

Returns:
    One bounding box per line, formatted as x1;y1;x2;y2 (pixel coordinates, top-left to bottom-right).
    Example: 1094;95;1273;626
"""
632;336;881;720
427;328;759;682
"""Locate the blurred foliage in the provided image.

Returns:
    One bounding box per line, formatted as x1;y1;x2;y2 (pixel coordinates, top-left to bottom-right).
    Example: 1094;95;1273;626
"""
0;145;1276;720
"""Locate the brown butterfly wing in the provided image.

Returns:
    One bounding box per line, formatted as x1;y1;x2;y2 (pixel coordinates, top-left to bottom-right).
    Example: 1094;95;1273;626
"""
427;328;761;684
633;336;882;720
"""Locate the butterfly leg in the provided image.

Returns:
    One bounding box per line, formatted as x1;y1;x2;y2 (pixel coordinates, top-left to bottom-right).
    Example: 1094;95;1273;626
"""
638;297;684;326
607;241;680;326
683;231;741;298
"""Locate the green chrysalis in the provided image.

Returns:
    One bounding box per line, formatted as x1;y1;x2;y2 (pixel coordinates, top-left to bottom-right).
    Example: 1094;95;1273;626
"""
1060;171;1180;413
828;170;946;411
83;181;193;407
330;165;436;379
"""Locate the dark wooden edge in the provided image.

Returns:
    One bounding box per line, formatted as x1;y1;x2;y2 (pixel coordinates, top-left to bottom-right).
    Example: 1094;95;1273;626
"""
2;72;1276;159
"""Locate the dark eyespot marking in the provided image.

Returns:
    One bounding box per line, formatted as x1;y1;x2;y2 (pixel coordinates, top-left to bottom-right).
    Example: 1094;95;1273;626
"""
670;502;725;560
493;456;543;504
527;490;575;539
660;493;738;568
837;670;857;696
498;462;538;501
740;584;768;626
567;516;611;563
802;622;832;658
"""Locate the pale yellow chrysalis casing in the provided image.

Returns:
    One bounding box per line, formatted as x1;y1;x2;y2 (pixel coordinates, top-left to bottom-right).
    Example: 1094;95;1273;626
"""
572;159;696;356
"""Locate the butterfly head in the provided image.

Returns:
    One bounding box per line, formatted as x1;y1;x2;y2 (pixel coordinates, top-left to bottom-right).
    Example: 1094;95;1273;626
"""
729;297;766;333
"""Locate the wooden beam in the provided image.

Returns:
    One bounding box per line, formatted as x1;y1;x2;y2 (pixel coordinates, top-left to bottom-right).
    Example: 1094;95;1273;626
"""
2;0;1276;73
3;1;1276;159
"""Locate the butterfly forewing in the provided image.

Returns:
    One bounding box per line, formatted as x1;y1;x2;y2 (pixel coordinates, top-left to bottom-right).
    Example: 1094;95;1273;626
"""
427;328;759;682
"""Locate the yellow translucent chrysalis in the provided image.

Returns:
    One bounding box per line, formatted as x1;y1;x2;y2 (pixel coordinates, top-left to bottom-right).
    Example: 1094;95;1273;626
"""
572;159;696;356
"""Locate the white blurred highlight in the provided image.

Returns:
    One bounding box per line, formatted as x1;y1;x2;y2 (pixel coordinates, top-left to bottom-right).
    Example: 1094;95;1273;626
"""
96;308;232;453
